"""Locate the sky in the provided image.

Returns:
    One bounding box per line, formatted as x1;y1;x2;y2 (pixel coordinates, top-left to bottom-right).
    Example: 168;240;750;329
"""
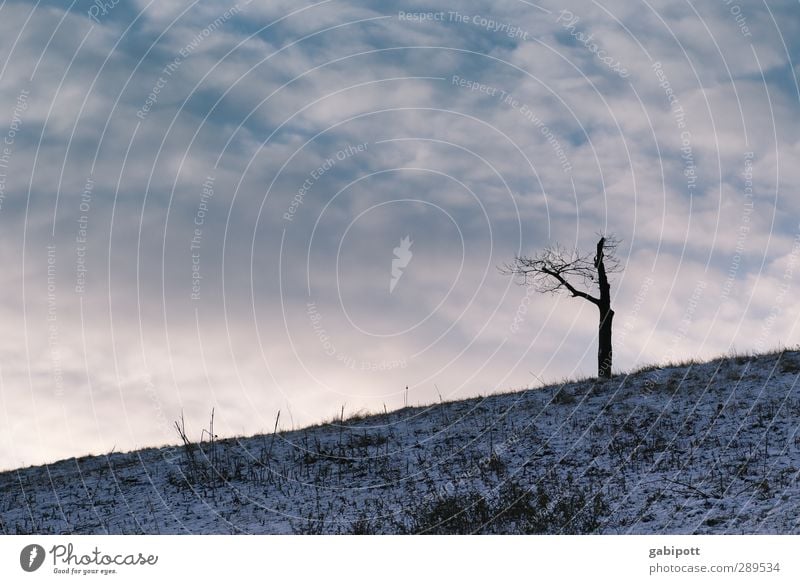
0;0;798;470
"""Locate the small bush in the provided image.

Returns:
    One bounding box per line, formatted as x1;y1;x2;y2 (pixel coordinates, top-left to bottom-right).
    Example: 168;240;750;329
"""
779;352;800;374
404;473;608;534
552;387;575;405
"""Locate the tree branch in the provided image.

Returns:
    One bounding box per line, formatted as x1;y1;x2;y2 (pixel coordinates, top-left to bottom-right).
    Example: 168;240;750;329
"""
541;267;600;306
499;235;620;309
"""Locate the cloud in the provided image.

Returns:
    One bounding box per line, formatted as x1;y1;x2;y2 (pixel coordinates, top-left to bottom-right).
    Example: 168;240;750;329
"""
0;0;798;469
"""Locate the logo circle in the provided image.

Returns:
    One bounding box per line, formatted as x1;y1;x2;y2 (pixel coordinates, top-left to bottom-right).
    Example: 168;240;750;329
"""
19;544;45;572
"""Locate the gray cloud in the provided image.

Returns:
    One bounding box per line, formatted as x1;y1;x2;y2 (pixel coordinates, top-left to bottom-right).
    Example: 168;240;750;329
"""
0;0;798;469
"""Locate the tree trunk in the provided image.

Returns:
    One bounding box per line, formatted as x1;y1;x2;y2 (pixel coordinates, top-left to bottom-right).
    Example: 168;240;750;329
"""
594;237;614;379
598;308;614;379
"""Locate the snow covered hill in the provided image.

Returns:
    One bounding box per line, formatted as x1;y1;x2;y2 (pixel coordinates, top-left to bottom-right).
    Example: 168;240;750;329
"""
2;349;799;534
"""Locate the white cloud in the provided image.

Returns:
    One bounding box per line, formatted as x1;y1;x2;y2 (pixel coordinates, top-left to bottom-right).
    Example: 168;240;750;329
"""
0;0;798;469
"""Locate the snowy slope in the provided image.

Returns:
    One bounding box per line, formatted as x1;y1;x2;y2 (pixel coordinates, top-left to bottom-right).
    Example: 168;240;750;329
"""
2;350;799;534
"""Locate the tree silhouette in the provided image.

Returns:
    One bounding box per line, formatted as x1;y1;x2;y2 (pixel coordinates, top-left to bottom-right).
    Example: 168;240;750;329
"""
502;236;621;379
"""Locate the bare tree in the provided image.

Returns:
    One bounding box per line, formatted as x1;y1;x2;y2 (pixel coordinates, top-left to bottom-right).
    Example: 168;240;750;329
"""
502;236;621;379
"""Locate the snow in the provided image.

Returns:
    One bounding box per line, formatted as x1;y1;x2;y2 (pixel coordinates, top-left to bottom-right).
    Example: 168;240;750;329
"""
1;350;799;534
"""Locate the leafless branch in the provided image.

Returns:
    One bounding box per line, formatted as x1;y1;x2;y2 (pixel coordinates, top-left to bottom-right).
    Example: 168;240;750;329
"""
500;235;621;305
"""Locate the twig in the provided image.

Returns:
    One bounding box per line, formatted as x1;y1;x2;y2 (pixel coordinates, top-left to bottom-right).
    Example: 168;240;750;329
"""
529;371;547;387
662;478;719;500
267;410;281;463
